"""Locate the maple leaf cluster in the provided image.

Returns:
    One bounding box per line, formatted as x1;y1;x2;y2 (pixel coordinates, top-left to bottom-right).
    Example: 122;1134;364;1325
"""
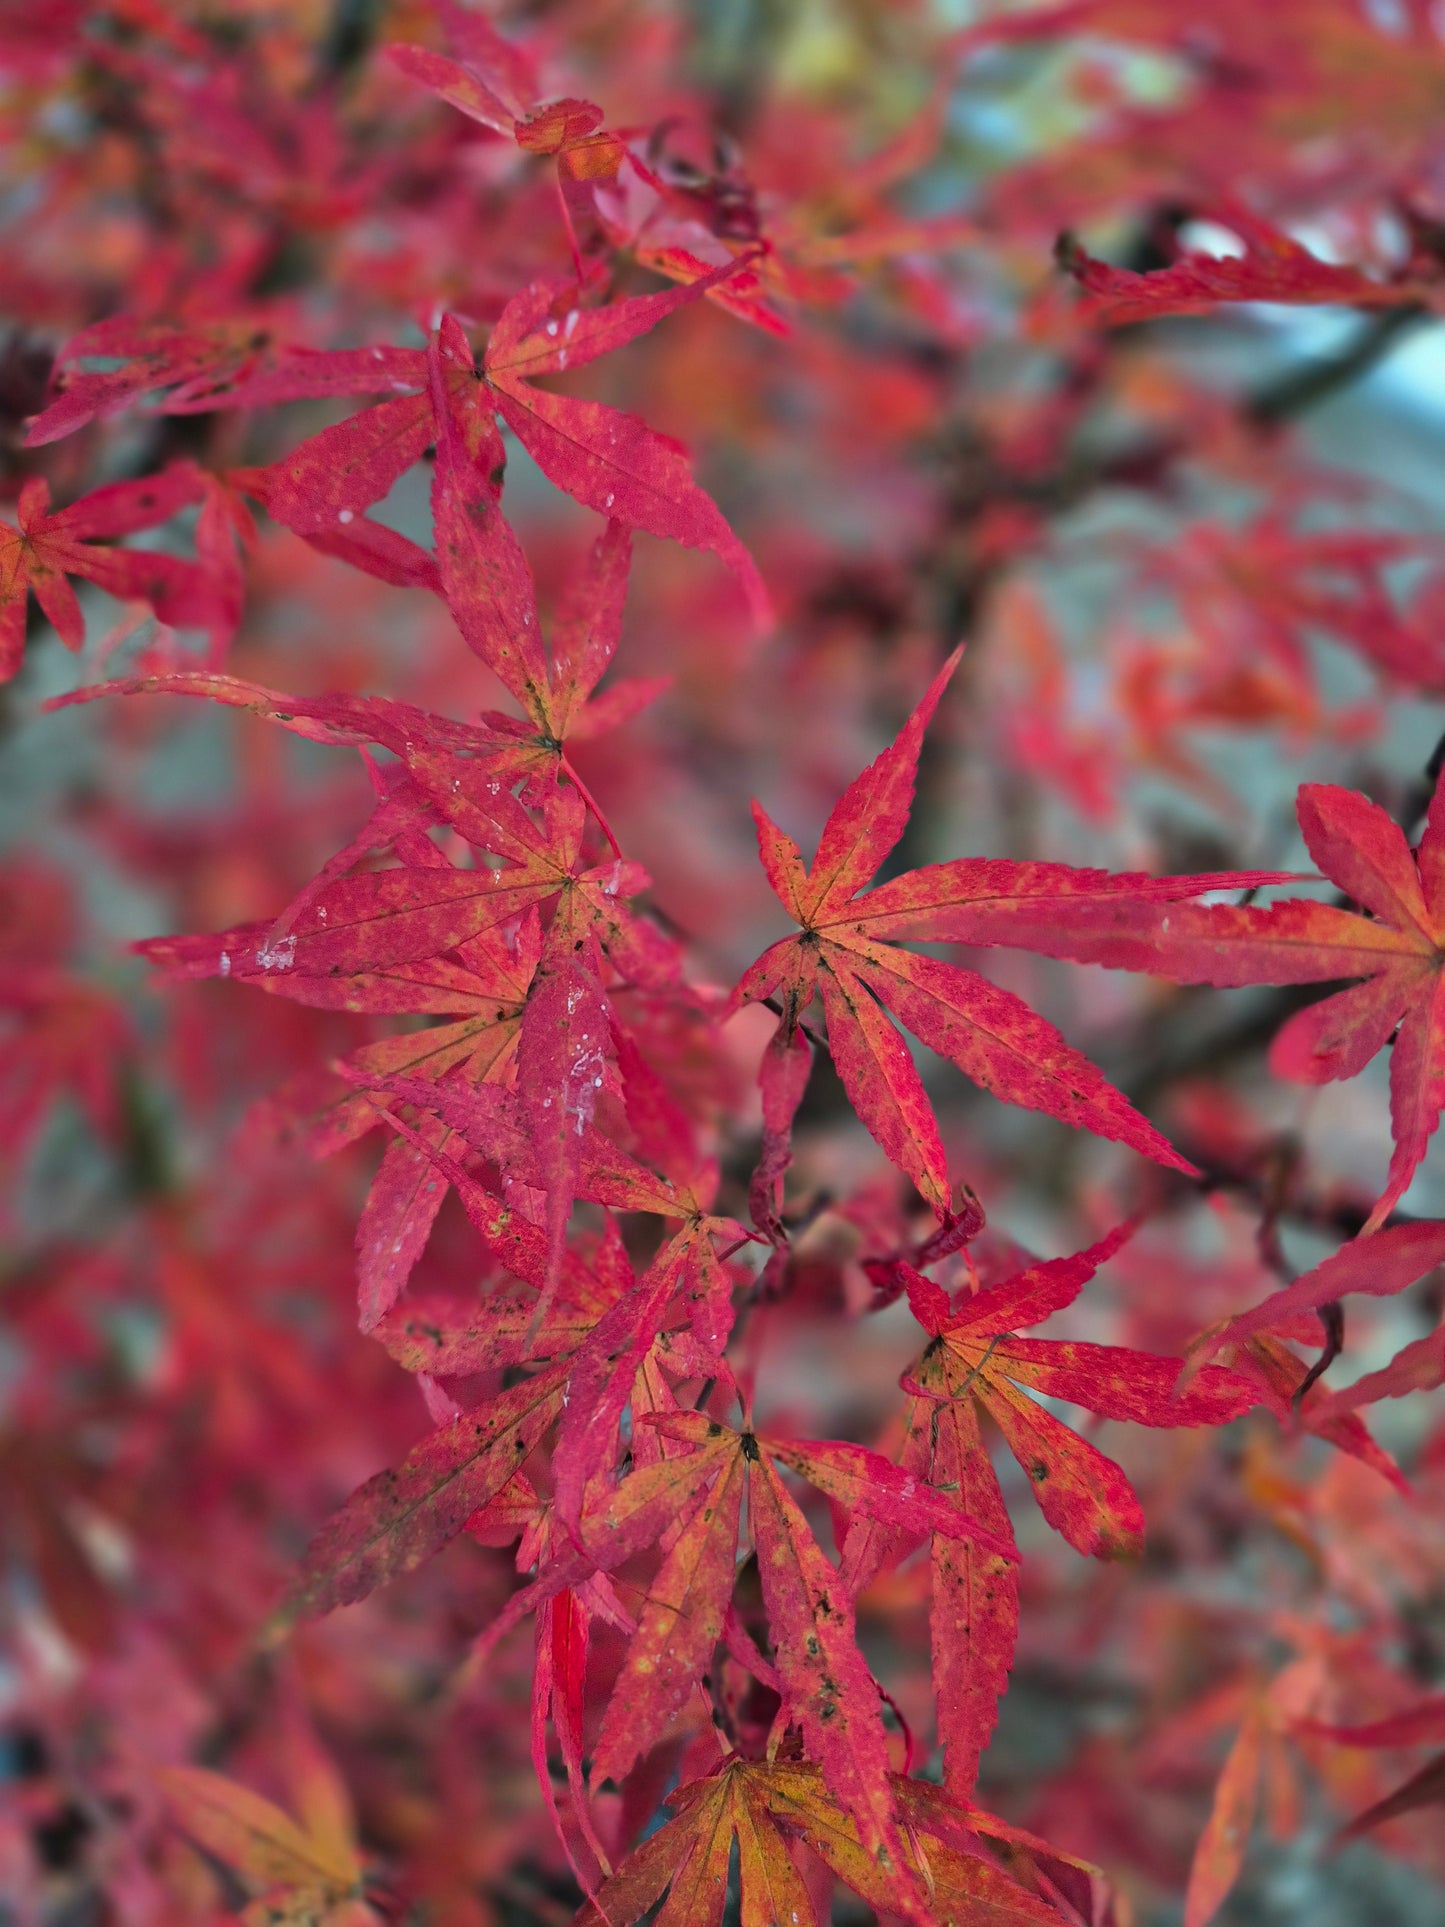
5;5;1445;1926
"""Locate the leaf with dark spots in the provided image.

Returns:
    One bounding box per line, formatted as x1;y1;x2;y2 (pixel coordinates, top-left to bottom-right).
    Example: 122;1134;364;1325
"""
278;1366;566;1622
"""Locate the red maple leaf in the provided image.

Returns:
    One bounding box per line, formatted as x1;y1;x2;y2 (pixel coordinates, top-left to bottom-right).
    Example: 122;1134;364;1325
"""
732;648;1287;1218
1;467;226;679
1059;205;1445;328
849;1228;1259;1794
999;778;1445;1226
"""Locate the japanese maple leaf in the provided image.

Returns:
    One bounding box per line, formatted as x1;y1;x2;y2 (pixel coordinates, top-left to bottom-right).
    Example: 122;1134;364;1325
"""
161;842;628;1328
574;1756;820;1927
421;327;670;811
472;1472;625;1894
238;270;765;625
24;311;429;445
1011;779;1445;1227
1183;1663;1325;1927
360;1094;749;1476
327;1105;741;1580
138;776;637;1000
453;1375;744;1678
1197;1219;1445;1361
477;271;768;621
358;1170;753;1665
362;1086;735;1356
160;1719;376;1926
850;1228;1259;1795
1058;204;1445;328
275;1361;569;1626
585;1407;1019;1891
325;920;539;1332
26;314;284;444
732;647;1285;1218
577;1756;1074;1927
310;778;672;1313
259;869;712;1354
232;456;441;595
50;511;662;826
1;467;223;680
386;12;628;264
31;324;438;590
1209;1329;1406;1494
370;1150;627;1377
1303;1319;1445;1424
279;1314;738;1821
1139;516;1445;696
221;360;422;554
438;1395;1015;1891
